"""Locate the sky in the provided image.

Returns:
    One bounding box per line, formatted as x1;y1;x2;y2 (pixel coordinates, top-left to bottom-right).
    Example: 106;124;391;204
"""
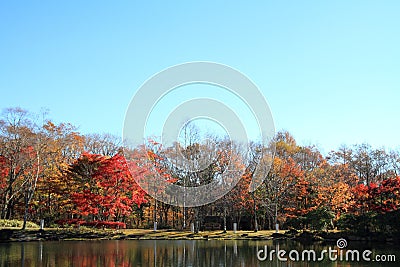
1;1;399;154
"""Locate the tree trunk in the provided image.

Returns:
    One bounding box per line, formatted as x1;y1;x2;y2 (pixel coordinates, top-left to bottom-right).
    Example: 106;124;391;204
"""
22;194;29;230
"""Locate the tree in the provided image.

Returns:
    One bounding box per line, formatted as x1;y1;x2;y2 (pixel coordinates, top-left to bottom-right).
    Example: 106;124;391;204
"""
33;121;85;224
67;152;147;223
350;144;390;185
0;108;37;221
376;177;400;212
84;133;121;156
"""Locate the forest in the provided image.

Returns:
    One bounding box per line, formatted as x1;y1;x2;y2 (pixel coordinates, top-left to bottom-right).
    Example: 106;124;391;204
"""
1;107;400;233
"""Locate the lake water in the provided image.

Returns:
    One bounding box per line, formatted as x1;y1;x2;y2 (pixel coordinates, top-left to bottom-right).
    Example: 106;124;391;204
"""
0;239;398;266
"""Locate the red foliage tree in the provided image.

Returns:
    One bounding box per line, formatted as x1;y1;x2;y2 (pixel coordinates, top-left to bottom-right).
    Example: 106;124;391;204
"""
351;177;400;214
373;177;400;213
68;152;147;222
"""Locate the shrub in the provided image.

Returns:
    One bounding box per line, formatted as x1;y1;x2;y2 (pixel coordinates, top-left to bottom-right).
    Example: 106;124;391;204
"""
284;207;334;231
284;216;307;229
0;219;39;228
337;212;377;233
56;219;126;229
305;207;334;231
375;210;400;233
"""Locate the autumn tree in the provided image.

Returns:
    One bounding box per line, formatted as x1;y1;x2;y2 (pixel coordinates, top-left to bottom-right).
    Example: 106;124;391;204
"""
67;152;146;223
84;133;121;156
0;108;39;222
30;121;85;225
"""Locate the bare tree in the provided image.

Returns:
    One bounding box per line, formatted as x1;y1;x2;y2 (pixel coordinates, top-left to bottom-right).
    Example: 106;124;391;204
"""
84;133;121;156
0;108;38;223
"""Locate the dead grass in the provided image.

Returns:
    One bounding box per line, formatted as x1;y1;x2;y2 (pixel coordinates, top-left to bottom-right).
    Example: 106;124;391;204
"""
0;227;278;241
118;229;276;240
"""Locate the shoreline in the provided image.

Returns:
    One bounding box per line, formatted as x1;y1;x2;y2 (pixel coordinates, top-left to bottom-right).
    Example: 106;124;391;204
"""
1;228;399;243
1;228;274;242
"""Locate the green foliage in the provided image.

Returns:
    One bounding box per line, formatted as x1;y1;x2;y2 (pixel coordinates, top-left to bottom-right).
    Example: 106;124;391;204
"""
337;211;400;234
285;207;334;231
336;213;357;231
305;207;334;231
284;216;307;230
0;219;39;228
375;210;400;233
337;212;377;233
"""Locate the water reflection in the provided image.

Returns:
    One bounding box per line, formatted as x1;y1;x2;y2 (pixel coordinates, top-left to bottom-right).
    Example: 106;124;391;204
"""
0;239;398;266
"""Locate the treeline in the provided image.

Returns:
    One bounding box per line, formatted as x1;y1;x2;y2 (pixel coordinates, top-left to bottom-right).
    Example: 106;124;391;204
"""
0;107;399;233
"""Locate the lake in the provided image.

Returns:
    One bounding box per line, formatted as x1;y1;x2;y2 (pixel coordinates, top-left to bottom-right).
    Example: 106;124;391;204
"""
0;239;398;266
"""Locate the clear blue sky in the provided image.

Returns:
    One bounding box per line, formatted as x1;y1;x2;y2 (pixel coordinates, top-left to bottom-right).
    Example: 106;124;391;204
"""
1;1;399;153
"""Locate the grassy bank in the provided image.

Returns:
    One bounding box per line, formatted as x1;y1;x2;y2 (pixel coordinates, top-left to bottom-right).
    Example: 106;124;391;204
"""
1;227;399;243
0;219;39;229
0;228;276;242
